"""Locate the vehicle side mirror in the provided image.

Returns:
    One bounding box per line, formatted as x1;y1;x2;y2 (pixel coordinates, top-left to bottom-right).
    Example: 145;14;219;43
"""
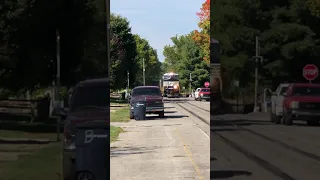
52;107;67;119
282;92;287;96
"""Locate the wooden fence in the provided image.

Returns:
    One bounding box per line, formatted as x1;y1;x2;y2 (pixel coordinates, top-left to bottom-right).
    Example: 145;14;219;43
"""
0;97;50;123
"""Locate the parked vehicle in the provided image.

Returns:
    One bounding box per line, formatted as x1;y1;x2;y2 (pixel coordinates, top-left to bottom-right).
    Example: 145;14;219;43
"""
282;83;320;126
270;83;290;123
129;86;164;119
194;88;210;101
53;78;110;180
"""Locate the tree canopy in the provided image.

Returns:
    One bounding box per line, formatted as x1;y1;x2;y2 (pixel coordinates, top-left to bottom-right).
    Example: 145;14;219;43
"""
213;0;320;96
162;0;210;90
0;1;161;93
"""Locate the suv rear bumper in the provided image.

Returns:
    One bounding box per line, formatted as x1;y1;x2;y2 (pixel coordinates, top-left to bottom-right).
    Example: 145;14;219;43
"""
287;109;320;120
146;106;164;113
130;106;164;113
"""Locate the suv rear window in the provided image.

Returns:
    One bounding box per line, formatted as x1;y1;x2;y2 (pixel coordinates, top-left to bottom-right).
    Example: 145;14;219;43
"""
70;85;109;110
132;88;161;96
292;86;320;96
201;88;210;92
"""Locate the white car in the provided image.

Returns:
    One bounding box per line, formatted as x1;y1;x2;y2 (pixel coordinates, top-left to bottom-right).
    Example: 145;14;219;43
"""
194;88;201;100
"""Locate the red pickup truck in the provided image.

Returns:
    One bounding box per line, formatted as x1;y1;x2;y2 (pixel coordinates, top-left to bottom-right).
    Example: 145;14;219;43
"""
282;83;320;126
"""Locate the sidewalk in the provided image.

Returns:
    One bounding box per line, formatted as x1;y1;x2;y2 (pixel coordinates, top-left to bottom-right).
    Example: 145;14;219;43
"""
110;105;210;180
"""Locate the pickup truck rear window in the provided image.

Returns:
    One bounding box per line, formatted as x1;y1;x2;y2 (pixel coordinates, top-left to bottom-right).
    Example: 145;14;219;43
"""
70;85;109;110
132;88;161;96
292;87;320;96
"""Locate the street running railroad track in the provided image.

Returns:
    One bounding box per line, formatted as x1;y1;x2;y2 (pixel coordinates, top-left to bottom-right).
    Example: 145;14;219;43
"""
169;99;301;180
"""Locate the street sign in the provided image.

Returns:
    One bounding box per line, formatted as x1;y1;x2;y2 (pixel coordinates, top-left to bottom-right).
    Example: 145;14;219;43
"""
303;64;318;82
204;82;210;88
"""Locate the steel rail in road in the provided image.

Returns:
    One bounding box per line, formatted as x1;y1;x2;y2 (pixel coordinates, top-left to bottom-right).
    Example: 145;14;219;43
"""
185;101;210;113
218;116;320;162
167;98;297;180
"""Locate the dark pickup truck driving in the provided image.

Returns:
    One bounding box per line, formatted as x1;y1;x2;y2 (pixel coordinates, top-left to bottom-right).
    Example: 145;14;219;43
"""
129;86;164;119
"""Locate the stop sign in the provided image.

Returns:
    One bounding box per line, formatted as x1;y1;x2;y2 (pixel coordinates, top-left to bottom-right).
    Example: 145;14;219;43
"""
204;82;210;88
303;64;318;81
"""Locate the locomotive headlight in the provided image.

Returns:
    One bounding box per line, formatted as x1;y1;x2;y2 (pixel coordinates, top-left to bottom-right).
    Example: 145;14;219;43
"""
174;85;178;89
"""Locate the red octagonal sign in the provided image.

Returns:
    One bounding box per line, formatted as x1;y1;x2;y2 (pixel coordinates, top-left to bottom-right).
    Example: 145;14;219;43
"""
204;82;210;88
303;64;318;81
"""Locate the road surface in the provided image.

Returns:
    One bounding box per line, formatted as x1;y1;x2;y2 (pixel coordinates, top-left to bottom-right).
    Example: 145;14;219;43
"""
212;112;320;180
111;98;210;180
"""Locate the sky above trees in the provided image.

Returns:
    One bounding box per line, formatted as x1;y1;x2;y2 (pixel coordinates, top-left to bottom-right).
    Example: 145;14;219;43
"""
111;0;203;62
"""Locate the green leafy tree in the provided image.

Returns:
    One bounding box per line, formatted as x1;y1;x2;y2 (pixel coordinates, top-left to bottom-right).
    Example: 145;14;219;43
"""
110;13;138;89
163;33;209;89
213;0;320;97
134;34;162;86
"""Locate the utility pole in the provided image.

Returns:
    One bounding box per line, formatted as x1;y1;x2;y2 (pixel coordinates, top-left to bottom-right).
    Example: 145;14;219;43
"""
55;28;61;142
127;71;130;89
189;73;192;96
56;29;61;109
106;0;110;77
143;58;145;86
254;36;259;112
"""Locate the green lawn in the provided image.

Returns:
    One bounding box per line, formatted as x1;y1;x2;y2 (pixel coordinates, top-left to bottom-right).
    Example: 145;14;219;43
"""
0;130;57;140
110;97;129;104
110;126;123;142
111;106;130;122
0;142;62;180
110;104;129;142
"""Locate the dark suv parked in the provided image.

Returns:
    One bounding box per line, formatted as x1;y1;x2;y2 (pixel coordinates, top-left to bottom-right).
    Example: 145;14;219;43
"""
129;86;164;119
54;78;109;180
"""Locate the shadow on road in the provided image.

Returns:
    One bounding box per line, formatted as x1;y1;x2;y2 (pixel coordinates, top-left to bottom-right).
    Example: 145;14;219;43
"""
110;146;155;157
211;157;217;161
211;170;252;179
164;111;177;114
211;119;271;127
164;106;175;109
145;115;188;120
212;128;241;132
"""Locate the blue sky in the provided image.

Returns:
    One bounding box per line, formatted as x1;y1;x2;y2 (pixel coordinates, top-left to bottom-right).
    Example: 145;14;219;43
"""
111;0;203;62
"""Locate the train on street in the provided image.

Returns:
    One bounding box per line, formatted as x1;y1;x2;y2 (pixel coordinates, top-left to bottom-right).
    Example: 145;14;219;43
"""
161;72;180;98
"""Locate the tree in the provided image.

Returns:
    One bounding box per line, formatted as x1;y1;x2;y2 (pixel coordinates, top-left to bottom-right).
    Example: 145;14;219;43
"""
134;35;162;86
163;33;209;89
110;13;138;89
212;0;320;98
0;0;98;91
307;0;320;18
192;0;210;64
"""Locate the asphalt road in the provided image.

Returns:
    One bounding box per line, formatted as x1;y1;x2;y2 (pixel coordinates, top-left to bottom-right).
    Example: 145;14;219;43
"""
212;112;320;180
110;98;210;180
